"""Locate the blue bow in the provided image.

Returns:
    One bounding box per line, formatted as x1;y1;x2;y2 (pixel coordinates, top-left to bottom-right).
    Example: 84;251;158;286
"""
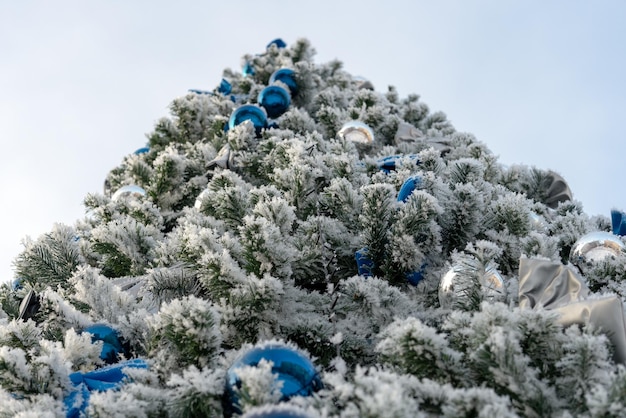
611;209;626;236
64;358;148;418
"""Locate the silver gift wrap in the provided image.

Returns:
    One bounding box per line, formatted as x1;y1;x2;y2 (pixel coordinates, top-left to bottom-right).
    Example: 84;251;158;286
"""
518;257;626;364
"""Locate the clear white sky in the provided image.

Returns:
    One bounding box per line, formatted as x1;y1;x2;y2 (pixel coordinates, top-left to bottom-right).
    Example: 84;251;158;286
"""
1;1;625;283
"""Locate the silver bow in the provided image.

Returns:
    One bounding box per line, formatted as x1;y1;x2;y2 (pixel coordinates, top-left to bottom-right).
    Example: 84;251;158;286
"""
394;122;451;154
519;257;626;364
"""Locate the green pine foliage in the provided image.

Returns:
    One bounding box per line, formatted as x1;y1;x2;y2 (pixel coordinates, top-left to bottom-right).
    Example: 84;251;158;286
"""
2;38;626;417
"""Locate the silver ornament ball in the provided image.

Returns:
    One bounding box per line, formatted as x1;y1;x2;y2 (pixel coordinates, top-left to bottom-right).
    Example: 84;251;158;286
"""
569;231;625;273
438;265;505;310
337;121;374;145
111;185;146;202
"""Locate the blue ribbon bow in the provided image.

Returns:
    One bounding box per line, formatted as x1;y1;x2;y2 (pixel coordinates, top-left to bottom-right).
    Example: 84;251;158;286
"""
64;358;148;418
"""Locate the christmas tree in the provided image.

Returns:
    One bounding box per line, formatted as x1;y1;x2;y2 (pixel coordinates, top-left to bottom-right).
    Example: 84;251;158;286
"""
2;38;626;417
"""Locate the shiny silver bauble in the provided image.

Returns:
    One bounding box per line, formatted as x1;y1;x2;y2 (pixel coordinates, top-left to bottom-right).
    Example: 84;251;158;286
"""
569;231;625;273
438;265;505;310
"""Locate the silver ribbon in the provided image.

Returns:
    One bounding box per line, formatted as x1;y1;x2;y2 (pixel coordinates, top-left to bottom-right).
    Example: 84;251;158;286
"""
544;171;572;209
394;122;452;154
519;257;626;364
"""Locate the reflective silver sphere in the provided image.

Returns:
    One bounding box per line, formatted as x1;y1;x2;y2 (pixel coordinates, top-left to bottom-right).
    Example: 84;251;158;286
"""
438;265;505;310
337;121;374;145
529;211;548;233
111;185;146;202
569;231;625;273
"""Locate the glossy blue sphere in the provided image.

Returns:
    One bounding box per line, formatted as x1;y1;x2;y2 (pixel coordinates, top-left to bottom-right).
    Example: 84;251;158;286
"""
228;105;268;137
397;175;422;203
224;344;322;416
258;85;291;119
84;324;126;364
269;68;297;96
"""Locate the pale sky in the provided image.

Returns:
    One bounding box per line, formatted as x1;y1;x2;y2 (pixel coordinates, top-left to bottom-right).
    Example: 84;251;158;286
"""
1;1;625;283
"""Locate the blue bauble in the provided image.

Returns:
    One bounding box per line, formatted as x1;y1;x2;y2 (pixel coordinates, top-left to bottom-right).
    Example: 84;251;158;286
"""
258;85;291;119
269;68;298;96
229;105;268;137
266;38;287;49
83;324;126;364
133;146;150;155
218;78;232;95
243;61;256;76
397;175;422;203
224;344;323;417
355;248;374;277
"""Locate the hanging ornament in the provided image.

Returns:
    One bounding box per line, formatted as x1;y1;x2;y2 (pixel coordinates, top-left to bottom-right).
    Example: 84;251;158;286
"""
83;323;127;364
569;231;625;274
111;185;146;202
223;343;323;417
438;265;505;310
337;121;374;145
258;85;291;119
397;175;422;203
266;38;287;49
269;68;298;96
241;404;313;418
377;154;420;174
611;209;626;236
229;105;268;137
133;146;150;155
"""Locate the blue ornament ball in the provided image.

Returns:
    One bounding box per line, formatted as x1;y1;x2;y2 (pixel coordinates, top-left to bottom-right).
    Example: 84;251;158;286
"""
258;85;291;119
224;343;323;416
83;323;126;364
229;105;268;137
397;175;422;203
269;68;298;96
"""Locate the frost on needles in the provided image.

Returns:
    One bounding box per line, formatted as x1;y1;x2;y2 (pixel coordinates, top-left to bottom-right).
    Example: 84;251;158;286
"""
2;38;626;417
